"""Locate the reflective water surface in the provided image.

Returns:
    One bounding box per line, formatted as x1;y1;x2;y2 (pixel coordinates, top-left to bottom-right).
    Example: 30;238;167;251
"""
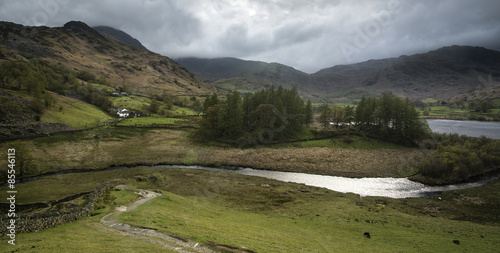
155;165;500;199
4;164;498;199
427;119;500;139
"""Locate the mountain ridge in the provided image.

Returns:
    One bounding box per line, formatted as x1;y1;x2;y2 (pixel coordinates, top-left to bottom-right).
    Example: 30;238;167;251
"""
2;20;499;102
177;45;500;101
93;25;149;51
0;21;214;97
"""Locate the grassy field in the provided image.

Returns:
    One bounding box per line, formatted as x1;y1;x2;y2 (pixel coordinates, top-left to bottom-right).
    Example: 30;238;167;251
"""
110;95;150;111
0;128;428;180
324;89;374;100
41;94;114;129
213;82;254;94
418;104;500;121
1;167;499;252
110;95;199;116
116;117;186;127
172;105;198;116
423;106;469;117
0;182;171;253
280;135;410;150
9;90;114;129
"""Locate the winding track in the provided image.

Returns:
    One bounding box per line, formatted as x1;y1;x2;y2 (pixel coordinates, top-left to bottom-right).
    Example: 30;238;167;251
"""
100;185;216;253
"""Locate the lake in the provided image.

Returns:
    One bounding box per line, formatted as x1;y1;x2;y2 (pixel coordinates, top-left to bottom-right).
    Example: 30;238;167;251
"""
426;119;500;139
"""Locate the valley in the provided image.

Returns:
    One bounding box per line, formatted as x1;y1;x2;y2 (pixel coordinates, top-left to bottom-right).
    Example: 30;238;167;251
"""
1;21;500;252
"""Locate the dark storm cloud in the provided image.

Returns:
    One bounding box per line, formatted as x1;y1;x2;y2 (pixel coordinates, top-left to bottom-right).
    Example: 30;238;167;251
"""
1;0;499;73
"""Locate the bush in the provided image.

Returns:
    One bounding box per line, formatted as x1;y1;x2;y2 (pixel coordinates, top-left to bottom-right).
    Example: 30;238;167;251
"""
420;134;499;180
76;70;96;82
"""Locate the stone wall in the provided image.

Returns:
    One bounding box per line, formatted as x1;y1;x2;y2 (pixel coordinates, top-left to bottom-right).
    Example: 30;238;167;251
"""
0;182;111;236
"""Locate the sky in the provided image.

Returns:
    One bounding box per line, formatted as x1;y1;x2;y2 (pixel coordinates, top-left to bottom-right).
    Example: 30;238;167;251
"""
1;0;499;73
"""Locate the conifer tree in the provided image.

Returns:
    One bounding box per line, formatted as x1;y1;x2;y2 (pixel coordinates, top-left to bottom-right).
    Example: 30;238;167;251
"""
304;100;313;127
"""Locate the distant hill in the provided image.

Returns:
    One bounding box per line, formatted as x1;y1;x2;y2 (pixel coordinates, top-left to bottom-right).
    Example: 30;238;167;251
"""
177;46;500;102
93;26;149;51
0;21;214;97
312;45;500;100
176;57;312;96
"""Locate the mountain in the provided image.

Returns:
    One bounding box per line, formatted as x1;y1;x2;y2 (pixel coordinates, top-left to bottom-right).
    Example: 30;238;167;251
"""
176;57;312;96
177;46;500;102
93;26;149;51
312;45;500;100
0;21;214;97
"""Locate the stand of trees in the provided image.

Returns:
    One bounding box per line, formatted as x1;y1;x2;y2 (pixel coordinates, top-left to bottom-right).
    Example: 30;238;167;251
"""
319;94;430;146
355;94;430;145
420;134;500;181
197;86;313;144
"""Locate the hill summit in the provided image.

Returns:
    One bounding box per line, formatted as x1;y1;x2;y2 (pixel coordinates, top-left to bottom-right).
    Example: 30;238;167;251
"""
93;25;149;51
0;20;214;97
178;46;500;102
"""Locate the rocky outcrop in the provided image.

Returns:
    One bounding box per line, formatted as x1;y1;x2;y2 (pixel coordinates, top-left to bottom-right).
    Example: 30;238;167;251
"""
0;22;54;58
0;122;75;140
0;88;36;125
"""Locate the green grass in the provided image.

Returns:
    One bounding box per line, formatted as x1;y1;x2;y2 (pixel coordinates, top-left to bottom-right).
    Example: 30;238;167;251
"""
116;117;186;127
324;89;375;99
491;99;500;108
0;187;170;252
119;190;499;252
110;95;150;111
421;98;439;104
41;96;112;129
172;105;198;116
9;90;113;129
110;96;199;116
213;82;254;94
0;216;172;252
88;83;115;93
417;106;469;117
2;167;499;252
213;82;236;90
41;98;113;129
490;108;500;114
419;105;500;120
294;135;409;150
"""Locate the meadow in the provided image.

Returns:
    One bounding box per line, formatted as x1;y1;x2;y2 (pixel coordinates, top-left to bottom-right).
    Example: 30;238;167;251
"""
0;128;428;180
1;166;499;252
10;90;114;129
116;117;186;127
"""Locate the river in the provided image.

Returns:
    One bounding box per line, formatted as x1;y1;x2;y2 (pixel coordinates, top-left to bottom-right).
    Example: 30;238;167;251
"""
2;120;499;199
177;166;500;199
6;165;497;199
426;119;500;139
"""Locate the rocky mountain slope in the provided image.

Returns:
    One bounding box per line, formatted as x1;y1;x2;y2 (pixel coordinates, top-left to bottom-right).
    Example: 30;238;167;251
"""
177;46;500;101
314;46;500;100
93;26;149;51
176;57;311;96
0;21;215;97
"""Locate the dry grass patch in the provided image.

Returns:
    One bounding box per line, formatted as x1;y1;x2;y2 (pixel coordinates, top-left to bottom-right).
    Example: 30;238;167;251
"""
1;128;428;179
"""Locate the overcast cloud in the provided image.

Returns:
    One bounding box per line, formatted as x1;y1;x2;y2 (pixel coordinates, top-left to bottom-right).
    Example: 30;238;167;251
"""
1;0;499;73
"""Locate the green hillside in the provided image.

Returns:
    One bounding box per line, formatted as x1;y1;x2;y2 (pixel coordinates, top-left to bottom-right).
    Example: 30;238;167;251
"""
40;93;113;129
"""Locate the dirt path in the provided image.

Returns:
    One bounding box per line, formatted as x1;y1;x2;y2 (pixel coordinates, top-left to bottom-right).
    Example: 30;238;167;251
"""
100;185;216;253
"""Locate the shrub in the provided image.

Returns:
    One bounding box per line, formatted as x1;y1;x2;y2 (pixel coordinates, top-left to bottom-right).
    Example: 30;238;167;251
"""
76;70;96;82
420;134;499;180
